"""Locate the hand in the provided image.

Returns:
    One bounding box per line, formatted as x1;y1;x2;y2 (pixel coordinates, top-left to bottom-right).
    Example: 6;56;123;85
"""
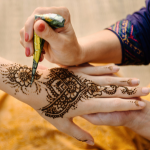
0;62;149;145
82;99;150;141
20;7;83;66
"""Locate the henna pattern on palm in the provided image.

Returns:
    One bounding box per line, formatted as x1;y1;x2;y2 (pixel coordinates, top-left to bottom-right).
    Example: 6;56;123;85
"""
0;64;41;95
0;65;137;118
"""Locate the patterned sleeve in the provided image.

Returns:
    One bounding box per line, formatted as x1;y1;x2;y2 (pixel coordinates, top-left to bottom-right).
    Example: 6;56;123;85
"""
107;19;146;65
106;0;150;65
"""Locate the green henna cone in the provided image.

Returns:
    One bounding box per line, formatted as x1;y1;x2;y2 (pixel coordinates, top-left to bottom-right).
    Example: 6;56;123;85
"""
31;14;65;84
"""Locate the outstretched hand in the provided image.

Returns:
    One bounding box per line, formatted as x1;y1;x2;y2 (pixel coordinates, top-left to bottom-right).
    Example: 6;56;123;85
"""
82;98;150;141
0;61;149;145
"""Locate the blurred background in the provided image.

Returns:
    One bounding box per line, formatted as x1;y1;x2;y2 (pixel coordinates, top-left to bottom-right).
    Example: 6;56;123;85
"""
0;0;149;86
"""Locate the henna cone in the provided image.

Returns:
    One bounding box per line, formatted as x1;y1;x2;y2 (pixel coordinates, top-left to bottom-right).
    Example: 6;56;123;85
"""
31;14;65;84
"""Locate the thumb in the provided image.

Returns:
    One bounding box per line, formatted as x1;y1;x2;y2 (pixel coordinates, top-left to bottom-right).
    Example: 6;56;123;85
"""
34;19;60;43
56;118;95;146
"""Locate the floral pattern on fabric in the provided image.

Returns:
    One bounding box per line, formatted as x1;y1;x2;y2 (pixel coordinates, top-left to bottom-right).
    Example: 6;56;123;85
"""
107;19;146;65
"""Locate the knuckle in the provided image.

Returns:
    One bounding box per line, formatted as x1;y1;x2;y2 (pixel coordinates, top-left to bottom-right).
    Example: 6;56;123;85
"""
59;7;70;20
94;66;101;74
112;98;121;108
34;7;42;13
50;6;57;10
57;123;70;133
84;102;95;114
60;6;69;13
45;27;55;39
20;39;23;46
19;28;24;36
106;77;113;84
25;18;32;29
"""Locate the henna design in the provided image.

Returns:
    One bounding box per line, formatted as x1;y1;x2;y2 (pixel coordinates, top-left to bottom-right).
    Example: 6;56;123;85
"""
130;100;139;106
134;100;139;106
120;79;132;85
38;68;137;118
108;66;113;70
0;64;137;118
121;86;137;95
0;64;41;95
105;66;113;70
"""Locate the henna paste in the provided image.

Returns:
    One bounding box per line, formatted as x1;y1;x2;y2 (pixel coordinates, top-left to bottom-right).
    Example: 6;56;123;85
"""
130;100;139;106
105;66;113;70
108;66;113;70
120;79;132;85
121;86;137;95
0;65;137;118
38;68;137;118
134;100;139;106
0;64;41;95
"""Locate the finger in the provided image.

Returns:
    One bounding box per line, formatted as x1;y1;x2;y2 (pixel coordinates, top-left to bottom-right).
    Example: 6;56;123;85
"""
20;27;34;57
37;64;48;70
24;39;34;57
65;98;146;118
39;53;44;62
91;76;140;86
43;117;94;146
25;7;70;42
81;111;129;126
87;86;150;98
70;65;120;75
20;27;25;47
34;19;60;44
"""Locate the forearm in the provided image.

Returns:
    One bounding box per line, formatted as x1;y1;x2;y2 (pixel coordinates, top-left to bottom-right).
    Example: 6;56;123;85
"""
79;30;122;64
79;0;150;66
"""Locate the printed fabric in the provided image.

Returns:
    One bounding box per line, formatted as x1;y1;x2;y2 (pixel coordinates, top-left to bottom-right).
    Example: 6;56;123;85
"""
107;19;147;65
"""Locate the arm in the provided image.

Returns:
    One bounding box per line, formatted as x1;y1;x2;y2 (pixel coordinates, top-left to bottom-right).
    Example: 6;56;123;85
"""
80;0;150;65
78;30;122;64
0;56;148;145
20;1;150;66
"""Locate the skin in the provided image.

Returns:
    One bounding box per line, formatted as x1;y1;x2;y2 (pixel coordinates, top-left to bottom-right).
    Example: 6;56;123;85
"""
0;57;149;145
20;7;121;66
19;7;150;142
82;99;150;141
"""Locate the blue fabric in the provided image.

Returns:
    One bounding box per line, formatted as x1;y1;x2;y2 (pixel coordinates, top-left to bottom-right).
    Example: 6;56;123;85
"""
126;0;150;64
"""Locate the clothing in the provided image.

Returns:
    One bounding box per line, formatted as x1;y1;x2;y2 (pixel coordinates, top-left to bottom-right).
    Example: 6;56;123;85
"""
107;0;150;65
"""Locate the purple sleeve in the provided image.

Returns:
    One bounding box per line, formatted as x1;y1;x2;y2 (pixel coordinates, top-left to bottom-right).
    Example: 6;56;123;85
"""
107;0;150;65
126;0;150;64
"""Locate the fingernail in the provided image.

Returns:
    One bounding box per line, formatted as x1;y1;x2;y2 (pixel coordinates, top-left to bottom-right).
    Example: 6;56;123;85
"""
86;140;94;146
38;23;45;32
112;66;120;72
25;33;29;42
39;56;43;62
131;79;140;85
25;47;30;57
138;101;146;107
142;87;150;94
